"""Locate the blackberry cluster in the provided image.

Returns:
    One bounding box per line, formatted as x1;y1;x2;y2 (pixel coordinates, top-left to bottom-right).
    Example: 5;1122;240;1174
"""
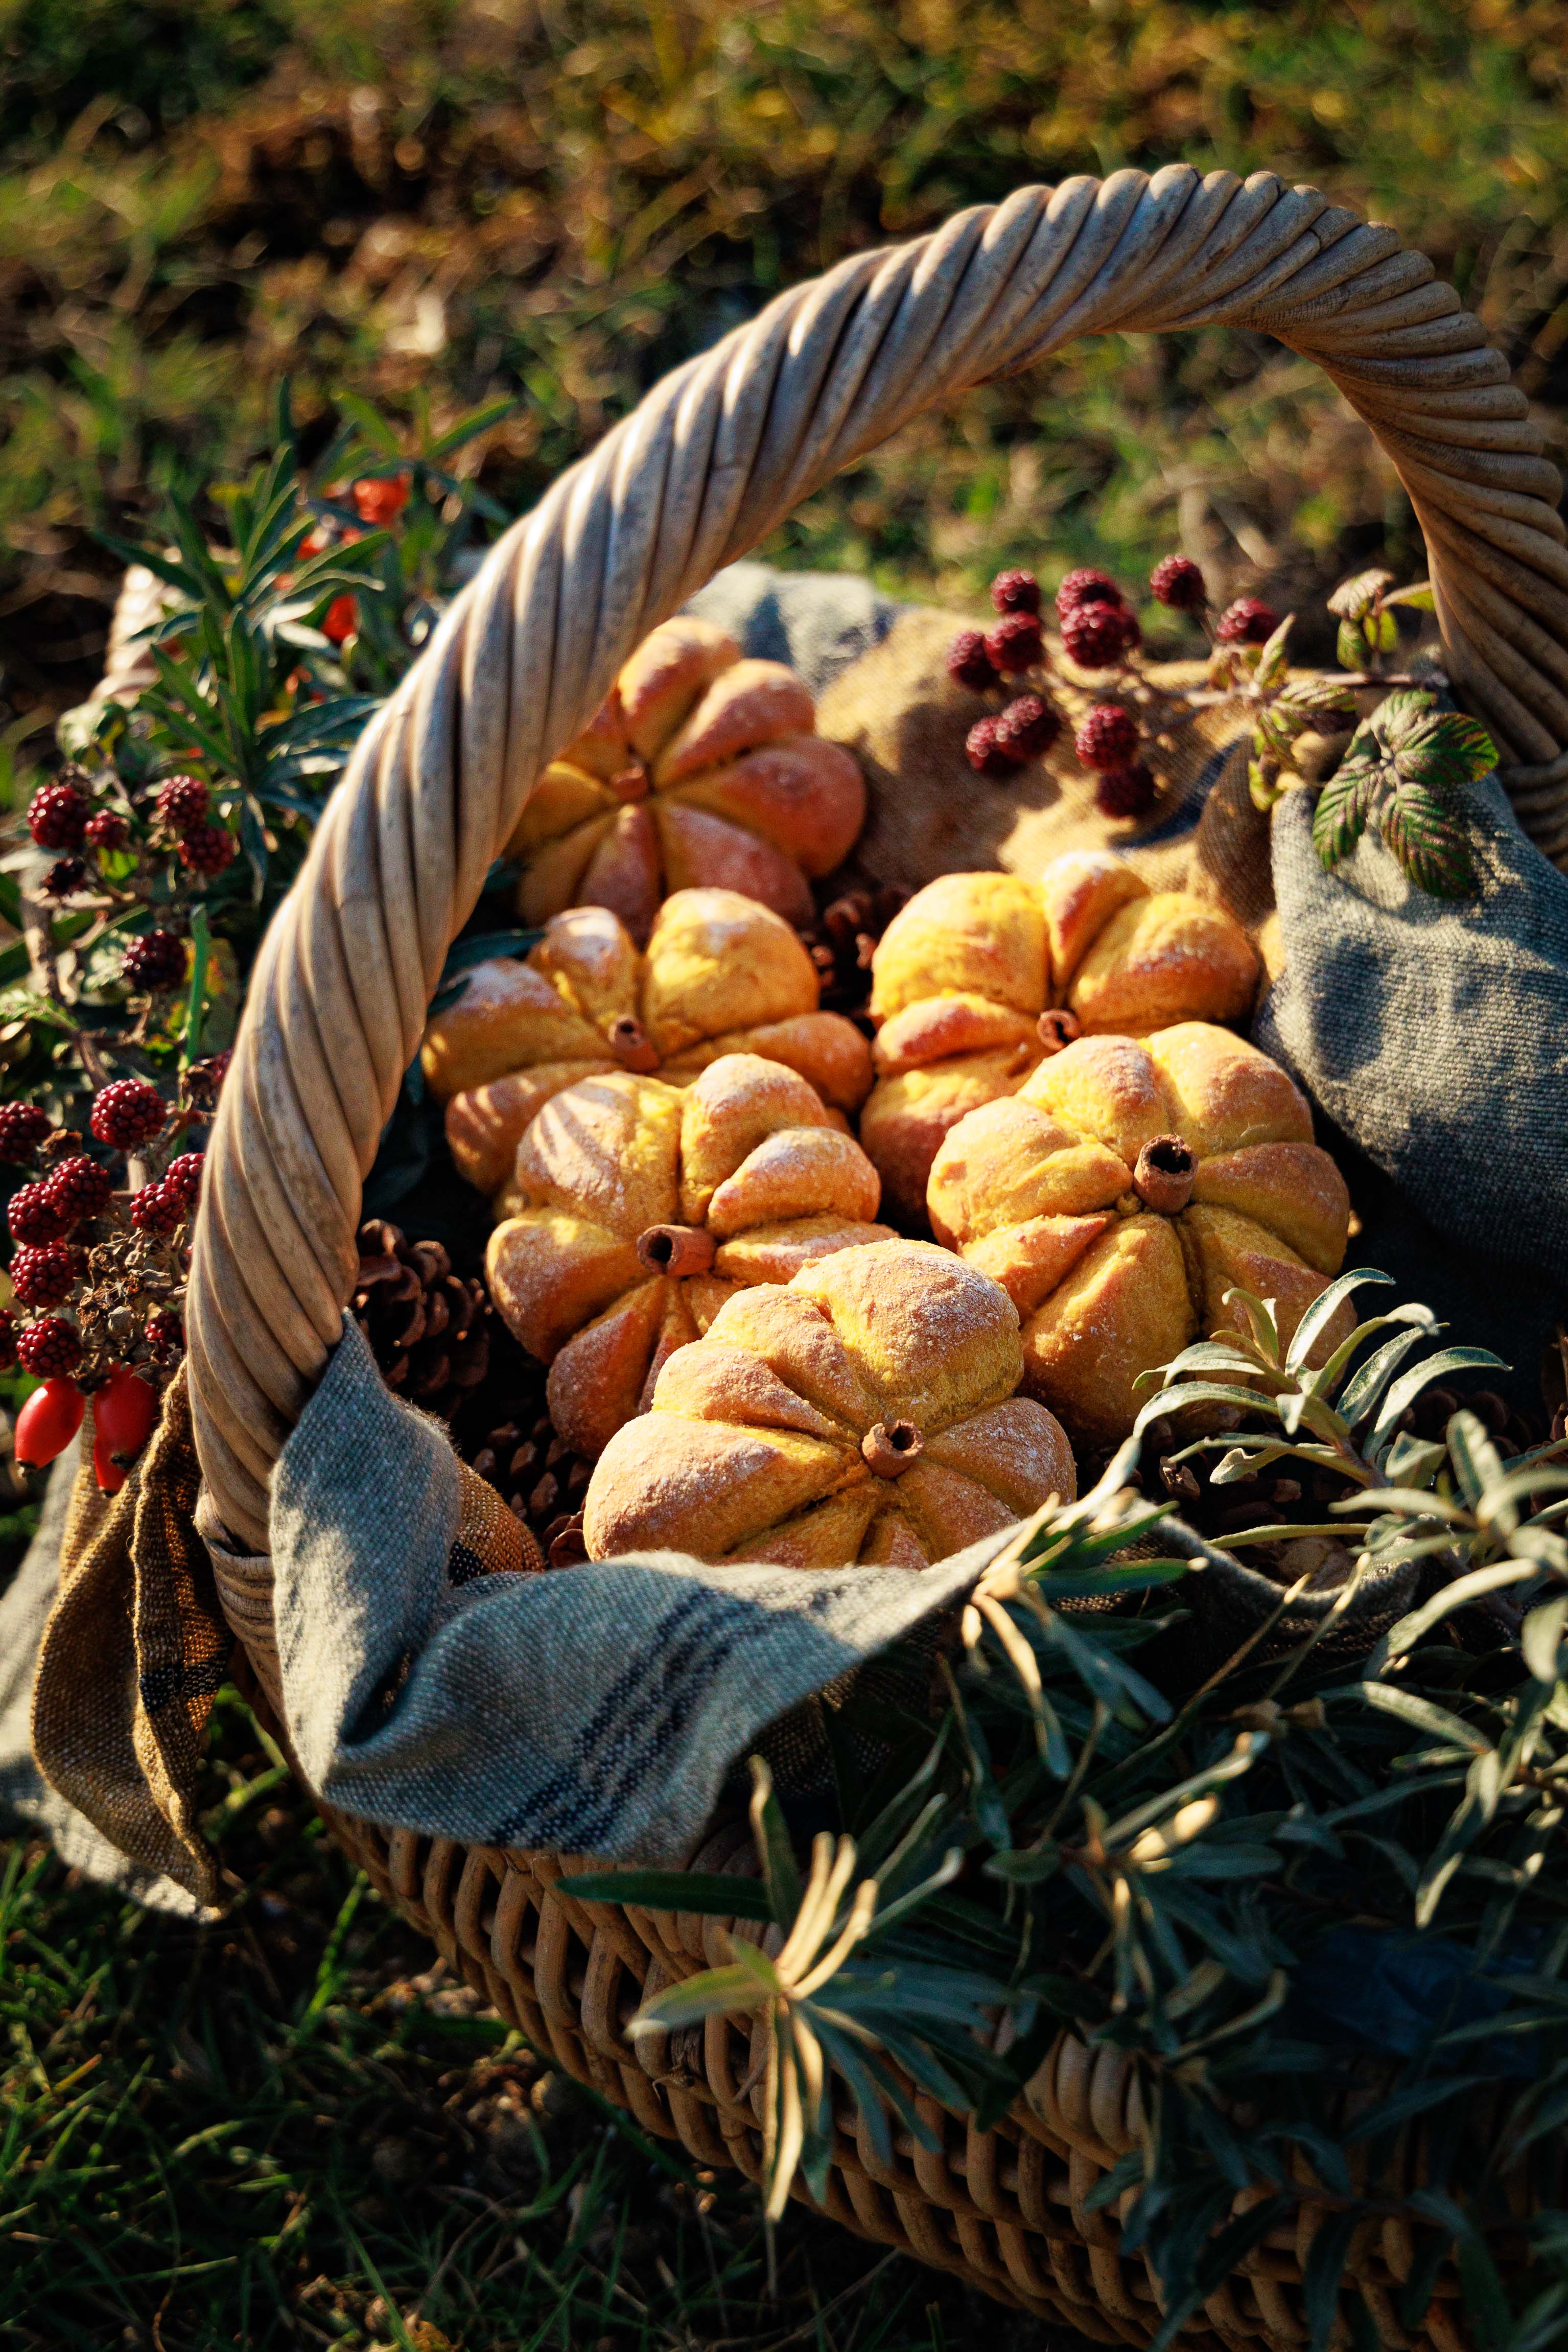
122;930;187;992
91;1079;166;1151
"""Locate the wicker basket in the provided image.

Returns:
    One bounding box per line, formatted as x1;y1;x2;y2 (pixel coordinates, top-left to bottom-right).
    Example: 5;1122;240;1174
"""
187;171;1568;2347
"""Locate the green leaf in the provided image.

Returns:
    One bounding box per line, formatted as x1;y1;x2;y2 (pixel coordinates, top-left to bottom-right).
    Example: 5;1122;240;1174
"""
1383;581;1436;613
564;1870;774;1921
1522;1595;1568;1684
1313;756;1381;871
1284;1269;1393;1376
1253;613;1294;694
1394;710;1499;797
1302;2208;1361;2352
748;1757;801;1927
1328;568;1394;621
1359;1685;1490;1752
1372;688;1440;750
1366;1560;1540;1670
1370;1350;1507;1460
1336;616;1372;671
1382;778;1478;899
629;1964;768;2036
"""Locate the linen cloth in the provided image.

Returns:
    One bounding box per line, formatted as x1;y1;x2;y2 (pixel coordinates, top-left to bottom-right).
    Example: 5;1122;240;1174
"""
7;561;1567;1902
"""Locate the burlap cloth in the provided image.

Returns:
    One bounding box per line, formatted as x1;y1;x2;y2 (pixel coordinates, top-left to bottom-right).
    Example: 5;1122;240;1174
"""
9;561;1567;1906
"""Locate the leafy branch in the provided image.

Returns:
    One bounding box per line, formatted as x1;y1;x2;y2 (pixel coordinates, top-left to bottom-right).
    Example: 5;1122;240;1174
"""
1312;688;1496;899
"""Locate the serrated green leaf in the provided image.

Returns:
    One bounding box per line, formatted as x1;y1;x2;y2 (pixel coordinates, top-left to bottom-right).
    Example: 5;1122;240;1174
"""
1383;777;1479;896
1328;568;1394;620
1383;581;1436;613
1313;756;1382;871
1253;613;1294;693
1395;710;1499;796
1336;616;1372;670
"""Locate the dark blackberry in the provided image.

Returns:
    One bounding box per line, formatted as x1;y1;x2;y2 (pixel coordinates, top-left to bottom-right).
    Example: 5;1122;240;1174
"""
84;808;131;853
1150;554;1207;611
983;612;1044;674
17;1317;80;1377
945;628;996;691
994;694;1061;760
1216;596;1280;646
44;1154;115;1227
122;930;187;991
91;1079;166;1150
1074;703;1141;771
1094;762;1159;820
8;1179;70;1246
1055;568;1123;620
155;774;209;833
177;823;237;876
0;1104;51;1163
990;568;1041;616
966;717;1025;777
1060;602;1138;671
11;1242;78;1308
27;781;88;851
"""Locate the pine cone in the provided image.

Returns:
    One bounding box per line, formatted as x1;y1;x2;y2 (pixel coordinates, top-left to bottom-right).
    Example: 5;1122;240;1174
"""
795;884;909;1017
352;1220;491;1416
465;1403;593;1566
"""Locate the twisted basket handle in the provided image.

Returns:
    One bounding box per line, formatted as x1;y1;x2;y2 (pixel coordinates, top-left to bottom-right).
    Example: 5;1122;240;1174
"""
187;166;1568;1549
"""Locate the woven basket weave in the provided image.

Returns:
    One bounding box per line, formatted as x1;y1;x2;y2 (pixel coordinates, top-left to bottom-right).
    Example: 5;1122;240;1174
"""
187;170;1568;2345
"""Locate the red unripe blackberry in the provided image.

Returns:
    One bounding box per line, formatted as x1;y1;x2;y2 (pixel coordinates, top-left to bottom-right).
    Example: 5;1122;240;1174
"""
11;1242;78;1308
145;1306;184;1361
8;1179;69;1246
1060;602;1138;671
17;1317;81;1378
995;694;1061;760
84;807;131;853
44;1154;114;1226
1074;703;1141;771
155;773;209;833
966;717;1025;778
1215;596;1279;646
177;823;237;877
0;1312;16;1370
945;628;996;691
42;856;86;899
1094;762;1158;820
0;1104;51;1162
1150;554;1207;611
91;1078;166;1151
984;612;1044;674
130;1179;183;1236
1055;568;1122;620
27;781;88;851
990;568;1041;616
122;929;187;991
162;1152;205;1210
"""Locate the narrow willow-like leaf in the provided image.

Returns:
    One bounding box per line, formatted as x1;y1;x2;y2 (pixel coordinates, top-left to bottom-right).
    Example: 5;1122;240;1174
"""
565;1869;774;1920
1370;1352;1508;1459
1360;1684;1490;1752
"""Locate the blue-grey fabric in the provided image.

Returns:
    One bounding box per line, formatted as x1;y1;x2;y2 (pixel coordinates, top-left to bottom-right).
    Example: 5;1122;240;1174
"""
0;1445;208;1914
685;560;901;695
237;1319;1013;1863
1259;773;1568;1391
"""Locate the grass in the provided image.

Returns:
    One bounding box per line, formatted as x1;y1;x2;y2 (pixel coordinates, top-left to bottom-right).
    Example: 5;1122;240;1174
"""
5;2;1568;2340
7;1;1568;744
2;1685;1064;2350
